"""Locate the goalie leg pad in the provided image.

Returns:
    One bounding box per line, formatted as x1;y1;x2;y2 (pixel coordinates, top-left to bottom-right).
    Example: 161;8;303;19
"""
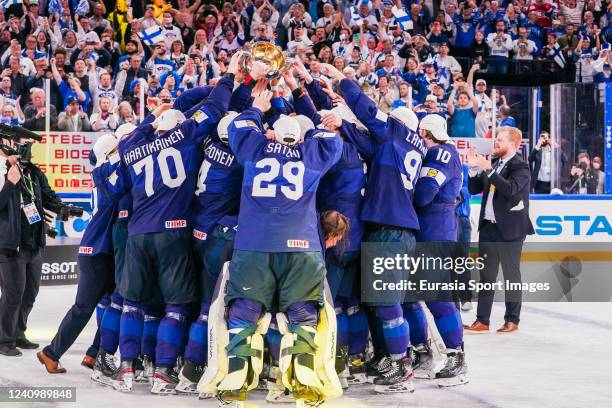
403;302;428;346
376;304;410;361
426;301;463;350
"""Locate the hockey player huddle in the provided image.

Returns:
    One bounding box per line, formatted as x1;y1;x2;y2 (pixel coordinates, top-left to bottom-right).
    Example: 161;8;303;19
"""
54;51;471;406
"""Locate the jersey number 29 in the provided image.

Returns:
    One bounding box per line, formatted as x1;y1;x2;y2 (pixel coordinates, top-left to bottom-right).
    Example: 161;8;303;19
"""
252;158;305;200
132;147;186;197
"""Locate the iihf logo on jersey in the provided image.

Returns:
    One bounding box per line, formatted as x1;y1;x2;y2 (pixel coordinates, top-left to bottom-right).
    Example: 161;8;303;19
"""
78;246;93;254
165;220;187;229
287;239;309;249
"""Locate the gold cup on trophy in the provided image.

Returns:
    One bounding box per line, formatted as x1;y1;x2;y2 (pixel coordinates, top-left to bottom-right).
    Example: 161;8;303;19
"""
239;42;290;79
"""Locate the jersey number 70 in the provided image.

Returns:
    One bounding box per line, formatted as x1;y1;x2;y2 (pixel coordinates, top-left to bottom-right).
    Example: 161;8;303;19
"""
132;147;187;197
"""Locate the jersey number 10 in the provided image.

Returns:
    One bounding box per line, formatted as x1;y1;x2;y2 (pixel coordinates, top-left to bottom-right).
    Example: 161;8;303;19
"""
132;147;187;197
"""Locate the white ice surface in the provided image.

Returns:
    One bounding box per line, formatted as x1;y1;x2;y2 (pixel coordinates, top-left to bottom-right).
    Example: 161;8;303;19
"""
1;286;611;408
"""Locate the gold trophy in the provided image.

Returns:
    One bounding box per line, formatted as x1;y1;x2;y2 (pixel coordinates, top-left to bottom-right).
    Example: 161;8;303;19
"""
240;42;292;79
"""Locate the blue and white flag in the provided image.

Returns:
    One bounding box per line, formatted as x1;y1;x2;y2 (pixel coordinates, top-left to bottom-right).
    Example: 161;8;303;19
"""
351;6;362;25
549;42;566;68
1;0;22;8
392;6;413;31
75;0;89;16
139;26;163;46
48;0;62;15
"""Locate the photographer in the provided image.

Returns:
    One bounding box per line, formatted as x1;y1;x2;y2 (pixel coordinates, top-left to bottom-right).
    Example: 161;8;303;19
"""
0;132;79;357
529;131;553;193
569;152;599;194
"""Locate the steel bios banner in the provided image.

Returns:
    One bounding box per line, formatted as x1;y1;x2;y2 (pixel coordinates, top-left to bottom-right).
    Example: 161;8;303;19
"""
31;132;104;193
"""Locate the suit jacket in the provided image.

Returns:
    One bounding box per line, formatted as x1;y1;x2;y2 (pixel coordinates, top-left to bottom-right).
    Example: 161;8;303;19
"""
468;155;535;242
528;148;542;190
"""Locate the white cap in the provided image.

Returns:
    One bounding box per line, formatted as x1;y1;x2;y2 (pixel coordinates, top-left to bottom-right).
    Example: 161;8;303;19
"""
425;94;438;103
419;114;450;142
217;111;240;144
153;109;186;134
93;133;118;167
293;115;315;138
273;115;302;146
389;106;419;132
331;104;367;131
115;123;137;141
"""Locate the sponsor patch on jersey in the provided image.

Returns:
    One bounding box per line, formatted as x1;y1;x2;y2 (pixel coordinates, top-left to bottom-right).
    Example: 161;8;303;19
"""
193;229;207;240
234;120;257;129
192;110;209;123
287;239;310;249
118;210;129;218
78;246;93;254
165;219;187;229
427;168;439;177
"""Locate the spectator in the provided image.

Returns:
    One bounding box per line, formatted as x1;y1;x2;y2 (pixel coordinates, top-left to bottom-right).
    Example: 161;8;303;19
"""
448;82;479;137
23;88;58;131
252;0;280;39
115;101;136;127
371;75;394;113
499;105;516;127
115;54;147;99
50;58;90;112
434;42;461;74
592;156;605;194
145;42;175;77
287;25;313;54
0;104;23;125
57;96;92;132
513;27;538;61
392;82;412;109
90;96;118;132
529;131;553;194
486;20;513;74
569;152;598;194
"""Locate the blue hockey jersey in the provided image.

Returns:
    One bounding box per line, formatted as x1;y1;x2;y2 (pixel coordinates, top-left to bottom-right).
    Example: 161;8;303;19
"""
339;78;427;230
414;143;463;241
117;76;234;236
228;108;343;252
193;136;243;238
79;156;118;256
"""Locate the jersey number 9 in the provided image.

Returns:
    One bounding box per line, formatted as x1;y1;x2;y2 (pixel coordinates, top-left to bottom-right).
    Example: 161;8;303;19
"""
400;150;422;190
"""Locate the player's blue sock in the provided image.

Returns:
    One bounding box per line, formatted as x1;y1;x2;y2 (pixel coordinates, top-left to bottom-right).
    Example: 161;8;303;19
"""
334;300;348;355
119;300;144;361
376;304;410;361
184;302;210;365
156;304;188;367
346;299;369;357
426;301;463;350
403;302;428;346
96;295;110;328
142;306;162;358
266;317;281;365
100;292;123;354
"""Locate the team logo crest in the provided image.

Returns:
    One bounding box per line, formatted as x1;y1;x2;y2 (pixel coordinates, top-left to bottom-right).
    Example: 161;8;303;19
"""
427;168;439;177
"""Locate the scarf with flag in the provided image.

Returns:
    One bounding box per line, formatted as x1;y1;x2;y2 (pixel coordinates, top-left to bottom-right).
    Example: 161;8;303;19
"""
48;0;63;15
139;26;163;46
75;0;89;16
0;0;22;8
392;5;413;31
549;42;566;68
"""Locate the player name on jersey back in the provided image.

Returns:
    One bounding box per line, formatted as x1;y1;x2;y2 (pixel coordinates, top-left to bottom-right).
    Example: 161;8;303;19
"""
123;129;186;165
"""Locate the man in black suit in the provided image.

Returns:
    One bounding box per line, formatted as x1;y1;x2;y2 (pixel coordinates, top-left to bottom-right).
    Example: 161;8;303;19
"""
464;126;535;333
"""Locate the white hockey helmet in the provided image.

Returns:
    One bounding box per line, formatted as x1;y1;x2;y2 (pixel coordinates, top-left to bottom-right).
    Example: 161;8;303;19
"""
331;104;367;131
273;114;302;146
217;111;240;145
115;123;137;141
419;114;449;142
153;109;186;134
389;106;419;132
92;133;118;167
293;115;315;138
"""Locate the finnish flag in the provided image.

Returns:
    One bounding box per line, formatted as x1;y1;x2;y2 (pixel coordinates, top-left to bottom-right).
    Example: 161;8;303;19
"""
139;26;163;46
549;42;566;69
1;0;22;7
392;5;413;31
351;6;362;25
75;0;89;16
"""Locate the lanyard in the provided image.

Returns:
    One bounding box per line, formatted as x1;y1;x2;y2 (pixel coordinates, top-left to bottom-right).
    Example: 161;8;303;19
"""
20;173;36;206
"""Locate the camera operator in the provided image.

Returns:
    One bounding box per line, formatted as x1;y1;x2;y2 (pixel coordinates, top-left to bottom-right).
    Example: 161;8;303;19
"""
529;131;553;194
569;152;598;194
0;133;79;357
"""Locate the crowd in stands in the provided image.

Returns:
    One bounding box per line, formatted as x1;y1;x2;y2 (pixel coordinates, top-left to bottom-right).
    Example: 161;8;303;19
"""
0;0;609;143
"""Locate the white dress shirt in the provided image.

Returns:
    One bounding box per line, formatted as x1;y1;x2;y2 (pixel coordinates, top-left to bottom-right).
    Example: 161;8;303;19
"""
483;153;515;222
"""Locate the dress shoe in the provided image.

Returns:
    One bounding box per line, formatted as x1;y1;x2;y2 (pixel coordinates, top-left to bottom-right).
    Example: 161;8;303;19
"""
496;322;519;333
463;321;490;333
81;355;95;369
16;337;39;349
0;345;22;357
37;351;67;374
